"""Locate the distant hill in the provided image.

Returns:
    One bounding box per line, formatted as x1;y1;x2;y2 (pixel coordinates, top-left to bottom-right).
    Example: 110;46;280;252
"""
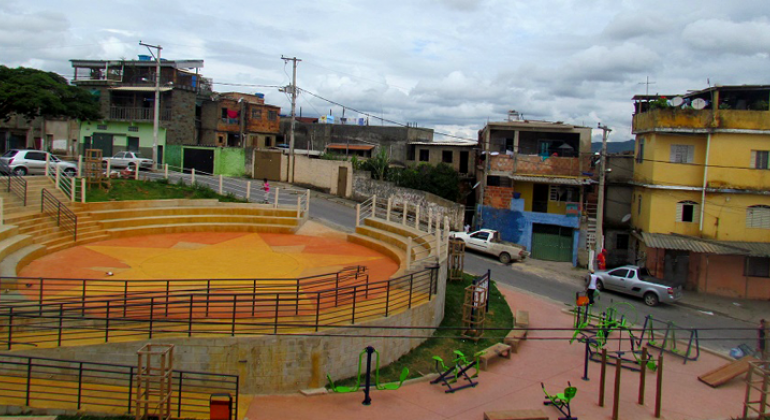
592;140;635;154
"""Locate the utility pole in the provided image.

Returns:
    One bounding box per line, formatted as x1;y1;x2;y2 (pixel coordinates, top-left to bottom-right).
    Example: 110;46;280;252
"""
140;41;162;170
281;56;301;183
595;123;612;270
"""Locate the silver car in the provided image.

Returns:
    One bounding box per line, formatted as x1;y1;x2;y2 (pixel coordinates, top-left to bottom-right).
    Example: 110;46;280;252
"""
591;265;683;306
0;149;78;176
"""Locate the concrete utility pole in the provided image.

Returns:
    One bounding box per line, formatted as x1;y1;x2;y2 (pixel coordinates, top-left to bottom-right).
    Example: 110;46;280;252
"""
595;123;612;270
140;41;162;170
281;56;301;183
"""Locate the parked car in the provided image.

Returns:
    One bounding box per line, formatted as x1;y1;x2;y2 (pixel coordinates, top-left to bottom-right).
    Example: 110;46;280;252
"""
0;149;78;176
102;151;153;170
449;229;529;264
589;265;683;306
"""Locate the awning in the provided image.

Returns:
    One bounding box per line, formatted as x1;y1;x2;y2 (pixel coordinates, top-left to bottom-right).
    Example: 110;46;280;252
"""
110;87;173;92
636;232;770;257
326;144;375;151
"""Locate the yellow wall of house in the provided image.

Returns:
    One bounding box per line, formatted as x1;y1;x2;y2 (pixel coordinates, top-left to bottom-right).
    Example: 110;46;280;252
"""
633;132;707;187
514;182;534;212
700;193;770;241
632;188;700;236
707;133;770;190
548;200;569;215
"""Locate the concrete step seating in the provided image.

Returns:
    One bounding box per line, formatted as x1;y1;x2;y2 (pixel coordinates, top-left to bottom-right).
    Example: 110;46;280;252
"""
355;218;436;263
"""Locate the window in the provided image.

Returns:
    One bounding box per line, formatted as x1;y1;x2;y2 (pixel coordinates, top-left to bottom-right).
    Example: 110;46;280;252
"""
548;185;578;202
504;138;514;152
676;201;699;223
608;269;629;278
751;150;770;169
442;150;453;163
97;124;107;130
419;149;430;162
265;137;272;147
127;126;139;132
636;139;644;163
670;144;695;163
637;195;642;215
251;109;262;119
26;151;47;161
268;111;277;121
407;145;416;161
747;205;770;229
746;257;770;277
221;108;228;119
616;233;629;250
470;231;490;241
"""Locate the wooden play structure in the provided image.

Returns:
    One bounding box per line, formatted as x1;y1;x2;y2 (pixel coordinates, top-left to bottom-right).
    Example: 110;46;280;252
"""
742;359;770;420
698;355;759;388
462;272;489;339
84;148;110;189
448;238;465;281
135;343;174;420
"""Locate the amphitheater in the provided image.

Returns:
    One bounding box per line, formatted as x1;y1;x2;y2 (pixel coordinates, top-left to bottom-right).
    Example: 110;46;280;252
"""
0;175;451;419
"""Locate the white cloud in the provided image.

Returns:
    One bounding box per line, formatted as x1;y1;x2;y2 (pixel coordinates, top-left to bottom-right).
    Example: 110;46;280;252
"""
682;18;770;56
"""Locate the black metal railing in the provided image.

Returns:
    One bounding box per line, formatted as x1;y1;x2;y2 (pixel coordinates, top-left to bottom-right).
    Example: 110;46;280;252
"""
0;160;27;206
0;354;238;419
0;266;369;307
40;188;78;241
0;267;438;350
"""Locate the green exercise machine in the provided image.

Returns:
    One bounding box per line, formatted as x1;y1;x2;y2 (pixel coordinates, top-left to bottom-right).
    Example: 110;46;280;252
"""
326;346;409;405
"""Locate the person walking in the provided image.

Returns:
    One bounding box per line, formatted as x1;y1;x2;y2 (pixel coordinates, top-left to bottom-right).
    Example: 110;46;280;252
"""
262;178;270;203
586;269;599;305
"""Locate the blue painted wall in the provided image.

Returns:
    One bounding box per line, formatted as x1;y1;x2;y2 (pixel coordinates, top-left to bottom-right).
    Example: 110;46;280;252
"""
478;197;581;265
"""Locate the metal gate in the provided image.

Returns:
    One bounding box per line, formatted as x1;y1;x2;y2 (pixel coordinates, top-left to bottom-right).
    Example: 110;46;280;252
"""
531;224;573;262
253;150;282;180
92;133;113;157
183;147;214;174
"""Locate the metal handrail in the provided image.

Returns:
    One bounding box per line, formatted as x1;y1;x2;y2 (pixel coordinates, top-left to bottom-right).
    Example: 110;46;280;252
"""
0;354;238;419
1;266;369;307
40;188;77;241
0;267;438;349
0;160;27;206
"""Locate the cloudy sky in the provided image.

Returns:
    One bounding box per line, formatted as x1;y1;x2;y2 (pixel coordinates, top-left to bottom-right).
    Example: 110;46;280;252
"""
2;0;769;143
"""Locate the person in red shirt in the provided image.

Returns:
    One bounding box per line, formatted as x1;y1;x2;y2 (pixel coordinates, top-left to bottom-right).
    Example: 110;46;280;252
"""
262;178;270;203
597;248;607;270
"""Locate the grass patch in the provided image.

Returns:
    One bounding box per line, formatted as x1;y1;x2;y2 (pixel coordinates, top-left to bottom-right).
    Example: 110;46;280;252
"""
86;179;247;203
334;273;513;386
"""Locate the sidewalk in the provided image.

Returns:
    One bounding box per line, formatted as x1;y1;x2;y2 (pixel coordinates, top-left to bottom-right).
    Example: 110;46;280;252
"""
509;258;768;324
244;283;748;420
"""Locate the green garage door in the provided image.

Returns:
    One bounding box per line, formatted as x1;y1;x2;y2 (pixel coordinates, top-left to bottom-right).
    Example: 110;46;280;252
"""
531;224;573;262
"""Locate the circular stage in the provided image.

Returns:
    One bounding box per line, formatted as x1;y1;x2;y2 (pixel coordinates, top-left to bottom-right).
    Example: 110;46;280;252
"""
19;231;399;299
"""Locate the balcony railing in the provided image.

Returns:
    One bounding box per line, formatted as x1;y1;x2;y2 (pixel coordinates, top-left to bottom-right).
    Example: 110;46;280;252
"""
633;108;770;132
489;153;590;177
109;106;172;121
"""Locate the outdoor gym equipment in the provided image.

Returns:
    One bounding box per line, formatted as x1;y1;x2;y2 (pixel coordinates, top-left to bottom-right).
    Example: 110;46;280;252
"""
541;381;578;420
430;349;483;393
326;346;409;405
635;315;700;363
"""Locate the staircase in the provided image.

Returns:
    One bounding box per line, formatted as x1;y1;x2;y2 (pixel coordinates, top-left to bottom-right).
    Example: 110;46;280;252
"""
584;199;598;249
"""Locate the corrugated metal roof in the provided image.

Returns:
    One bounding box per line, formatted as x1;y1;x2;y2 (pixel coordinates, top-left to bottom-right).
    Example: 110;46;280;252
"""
638;232;770;257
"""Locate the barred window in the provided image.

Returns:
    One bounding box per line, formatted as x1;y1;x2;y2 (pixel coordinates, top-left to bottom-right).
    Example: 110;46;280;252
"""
676;201;699;223
670;144;694;163
747;205;770;229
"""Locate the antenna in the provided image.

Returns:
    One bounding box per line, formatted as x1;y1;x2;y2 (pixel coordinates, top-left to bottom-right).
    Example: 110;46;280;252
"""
638;76;656;97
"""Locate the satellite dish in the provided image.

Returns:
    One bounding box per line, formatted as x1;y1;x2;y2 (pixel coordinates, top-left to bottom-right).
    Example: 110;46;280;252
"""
671;97;684;107
621;214;632;223
692;98;707;110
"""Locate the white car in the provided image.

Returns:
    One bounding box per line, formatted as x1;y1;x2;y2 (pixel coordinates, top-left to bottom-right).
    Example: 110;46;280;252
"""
0;149;78;176
449;229;529;264
591;265;683;306
102;151;153;170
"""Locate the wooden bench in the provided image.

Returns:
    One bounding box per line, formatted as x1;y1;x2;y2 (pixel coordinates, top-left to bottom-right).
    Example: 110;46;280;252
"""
515;310;529;329
504;329;527;353
484;409;549;420
698;355;759;387
479;342;512;371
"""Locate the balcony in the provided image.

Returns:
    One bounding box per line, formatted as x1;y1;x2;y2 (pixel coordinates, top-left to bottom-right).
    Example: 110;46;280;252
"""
633;109;770;133
109;106;171;121
489;153;590;177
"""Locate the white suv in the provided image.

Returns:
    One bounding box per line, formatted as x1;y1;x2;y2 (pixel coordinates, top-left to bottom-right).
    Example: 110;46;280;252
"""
0;150;78;176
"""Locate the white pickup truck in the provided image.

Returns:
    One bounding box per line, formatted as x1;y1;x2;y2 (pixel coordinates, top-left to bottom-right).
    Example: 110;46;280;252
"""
449;229;529;264
591;265;683;306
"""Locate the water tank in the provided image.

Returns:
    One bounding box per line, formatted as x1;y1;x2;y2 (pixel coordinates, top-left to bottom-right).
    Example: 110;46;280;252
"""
138;55;152;61
255;93;265;99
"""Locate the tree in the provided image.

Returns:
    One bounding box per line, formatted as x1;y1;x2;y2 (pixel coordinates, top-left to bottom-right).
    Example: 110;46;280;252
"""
0;65;102;122
362;147;390;180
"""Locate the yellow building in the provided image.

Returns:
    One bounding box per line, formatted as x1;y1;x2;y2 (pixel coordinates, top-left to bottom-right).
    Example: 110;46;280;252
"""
631;85;770;299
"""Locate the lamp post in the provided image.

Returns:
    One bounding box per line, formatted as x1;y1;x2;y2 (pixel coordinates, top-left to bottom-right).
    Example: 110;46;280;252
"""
140;41;162;170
